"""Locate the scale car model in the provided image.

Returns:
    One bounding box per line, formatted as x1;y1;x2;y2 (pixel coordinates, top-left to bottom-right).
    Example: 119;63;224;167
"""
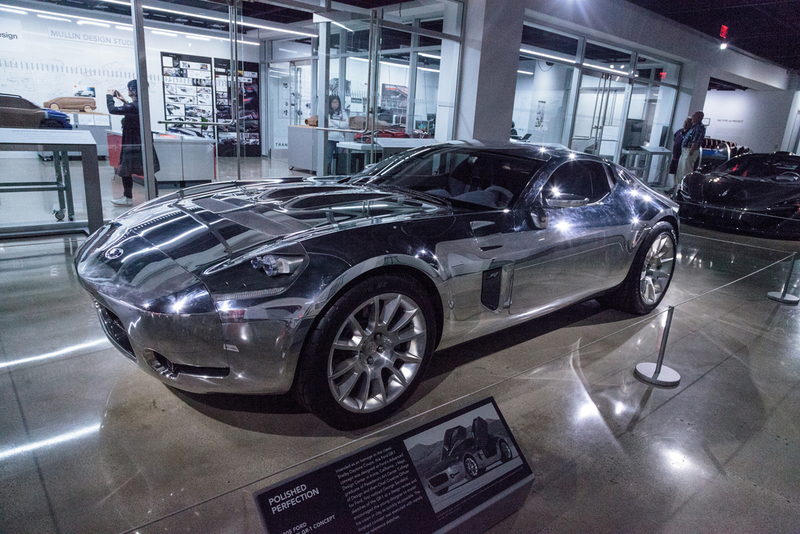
75;141;679;428
43;95;97;112
677;152;800;238
426;416;514;496
0;93;72;129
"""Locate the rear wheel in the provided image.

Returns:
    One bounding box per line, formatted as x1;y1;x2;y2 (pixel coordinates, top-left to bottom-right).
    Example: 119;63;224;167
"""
600;221;677;314
294;273;436;429
499;439;513;462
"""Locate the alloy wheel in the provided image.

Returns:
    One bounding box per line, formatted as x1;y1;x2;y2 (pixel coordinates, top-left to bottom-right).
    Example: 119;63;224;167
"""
327;292;427;413
639;232;675;306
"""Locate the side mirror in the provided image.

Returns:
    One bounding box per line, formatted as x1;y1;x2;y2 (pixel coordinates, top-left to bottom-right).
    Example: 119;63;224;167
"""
530;194;549;230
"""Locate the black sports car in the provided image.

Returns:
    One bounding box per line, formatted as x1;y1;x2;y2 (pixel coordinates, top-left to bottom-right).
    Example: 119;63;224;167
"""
676;152;800;238
75;141;678;428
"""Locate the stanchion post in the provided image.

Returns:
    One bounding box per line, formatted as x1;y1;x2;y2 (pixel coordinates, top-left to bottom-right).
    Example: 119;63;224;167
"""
767;252;799;305
634;306;681;387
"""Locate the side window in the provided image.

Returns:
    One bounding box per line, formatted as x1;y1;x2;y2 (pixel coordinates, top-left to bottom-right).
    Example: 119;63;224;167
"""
542;161;611;206
444;152;541;208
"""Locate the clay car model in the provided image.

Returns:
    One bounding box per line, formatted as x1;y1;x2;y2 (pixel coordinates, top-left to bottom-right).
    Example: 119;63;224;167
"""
0;93;72;129
677;152;800;238
74;142;678;428
43;95;97;112
426;417;514;496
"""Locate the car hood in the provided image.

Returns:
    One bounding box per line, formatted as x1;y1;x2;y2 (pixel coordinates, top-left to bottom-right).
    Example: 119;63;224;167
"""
682;172;800;209
105;180;447;278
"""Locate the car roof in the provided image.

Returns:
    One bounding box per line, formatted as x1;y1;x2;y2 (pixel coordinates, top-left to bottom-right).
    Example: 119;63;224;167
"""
403;139;606;165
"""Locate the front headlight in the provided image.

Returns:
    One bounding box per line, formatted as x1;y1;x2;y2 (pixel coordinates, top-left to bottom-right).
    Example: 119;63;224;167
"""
251;254;304;276
203;244;309;307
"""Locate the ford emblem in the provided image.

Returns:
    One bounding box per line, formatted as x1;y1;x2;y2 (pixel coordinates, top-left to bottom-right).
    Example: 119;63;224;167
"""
105;247;124;260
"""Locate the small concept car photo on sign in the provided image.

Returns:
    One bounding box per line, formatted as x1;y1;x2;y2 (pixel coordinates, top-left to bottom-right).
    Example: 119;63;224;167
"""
425;416;515;497
677;152;800;238
75;141;679;428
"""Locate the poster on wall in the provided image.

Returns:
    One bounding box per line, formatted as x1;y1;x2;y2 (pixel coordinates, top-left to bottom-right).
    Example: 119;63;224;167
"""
213;58;260;157
160;52;214;138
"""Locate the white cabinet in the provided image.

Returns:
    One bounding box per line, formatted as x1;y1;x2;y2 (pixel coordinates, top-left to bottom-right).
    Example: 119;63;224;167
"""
288;125;316;172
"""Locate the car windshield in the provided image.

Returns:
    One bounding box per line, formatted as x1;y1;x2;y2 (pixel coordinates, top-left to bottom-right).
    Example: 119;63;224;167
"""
347;147;544;209
715;154;800;178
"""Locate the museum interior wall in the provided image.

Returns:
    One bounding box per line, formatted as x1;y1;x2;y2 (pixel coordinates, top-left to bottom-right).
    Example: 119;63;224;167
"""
703;88;798;152
522;0;798;140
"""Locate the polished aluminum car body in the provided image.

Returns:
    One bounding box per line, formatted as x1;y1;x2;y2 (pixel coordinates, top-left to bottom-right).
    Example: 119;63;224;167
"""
75;141;678;426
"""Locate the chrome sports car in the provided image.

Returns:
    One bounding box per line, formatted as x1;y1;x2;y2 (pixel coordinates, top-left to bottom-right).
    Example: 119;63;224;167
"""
75;141;678;428
677;152;800;238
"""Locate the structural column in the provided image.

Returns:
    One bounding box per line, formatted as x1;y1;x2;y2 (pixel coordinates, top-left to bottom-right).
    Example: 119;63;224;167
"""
453;0;525;143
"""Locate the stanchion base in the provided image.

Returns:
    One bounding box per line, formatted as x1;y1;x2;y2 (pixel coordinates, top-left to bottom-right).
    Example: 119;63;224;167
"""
634;362;681;387
767;291;799;305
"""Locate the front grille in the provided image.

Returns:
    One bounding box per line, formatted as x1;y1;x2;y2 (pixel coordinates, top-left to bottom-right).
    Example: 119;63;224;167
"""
428;473;449;487
95;302;136;361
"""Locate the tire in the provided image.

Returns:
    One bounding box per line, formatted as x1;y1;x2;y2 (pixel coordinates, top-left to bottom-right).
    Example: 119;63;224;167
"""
463;455;481;480
499;439;513;462
49;103;60;110
40;119;61;129
83;105;93;112
600;221;677;314
294;273;436;429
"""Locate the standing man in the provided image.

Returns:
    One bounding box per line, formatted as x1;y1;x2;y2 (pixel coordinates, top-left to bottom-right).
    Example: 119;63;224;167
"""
675;111;706;185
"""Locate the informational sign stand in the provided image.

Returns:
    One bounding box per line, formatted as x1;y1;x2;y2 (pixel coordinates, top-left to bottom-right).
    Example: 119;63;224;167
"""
254;397;534;534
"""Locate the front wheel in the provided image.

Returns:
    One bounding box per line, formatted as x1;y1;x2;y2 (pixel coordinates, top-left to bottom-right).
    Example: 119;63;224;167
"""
463;455;481;480
294;273;436;429
600;221;677;314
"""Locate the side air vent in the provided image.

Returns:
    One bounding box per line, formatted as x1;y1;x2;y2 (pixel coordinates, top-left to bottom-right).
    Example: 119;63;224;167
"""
481;267;502;311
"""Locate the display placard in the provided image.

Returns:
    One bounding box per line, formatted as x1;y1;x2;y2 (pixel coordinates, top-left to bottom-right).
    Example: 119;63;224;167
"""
254;397;533;534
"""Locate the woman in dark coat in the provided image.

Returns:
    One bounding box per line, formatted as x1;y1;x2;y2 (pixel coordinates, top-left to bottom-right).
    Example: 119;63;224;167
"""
107;80;158;205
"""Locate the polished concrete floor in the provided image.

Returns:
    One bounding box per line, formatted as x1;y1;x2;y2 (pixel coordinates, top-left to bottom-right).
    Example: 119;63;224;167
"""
2;216;800;532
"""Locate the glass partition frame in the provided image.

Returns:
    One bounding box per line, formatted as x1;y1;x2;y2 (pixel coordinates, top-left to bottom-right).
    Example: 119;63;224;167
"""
515;22;681;175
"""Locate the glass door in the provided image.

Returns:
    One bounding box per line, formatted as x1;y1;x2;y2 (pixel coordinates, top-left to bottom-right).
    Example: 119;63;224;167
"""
268;62;291;154
290;60;314;126
570;70;629;162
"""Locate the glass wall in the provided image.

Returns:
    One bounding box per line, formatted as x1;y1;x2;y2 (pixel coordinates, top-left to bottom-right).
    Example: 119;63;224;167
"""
513;22;681;187
0;0;267;236
268;1;462;176
0;0;144;235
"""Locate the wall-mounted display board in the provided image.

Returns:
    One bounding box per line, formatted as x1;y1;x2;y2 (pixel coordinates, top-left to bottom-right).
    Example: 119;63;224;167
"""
213;58;261;157
160;52;215;139
254;397;534;534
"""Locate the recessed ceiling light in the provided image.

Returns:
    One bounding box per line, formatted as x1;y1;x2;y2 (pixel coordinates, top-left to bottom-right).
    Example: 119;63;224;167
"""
0;6;26;14
78;20;109;27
